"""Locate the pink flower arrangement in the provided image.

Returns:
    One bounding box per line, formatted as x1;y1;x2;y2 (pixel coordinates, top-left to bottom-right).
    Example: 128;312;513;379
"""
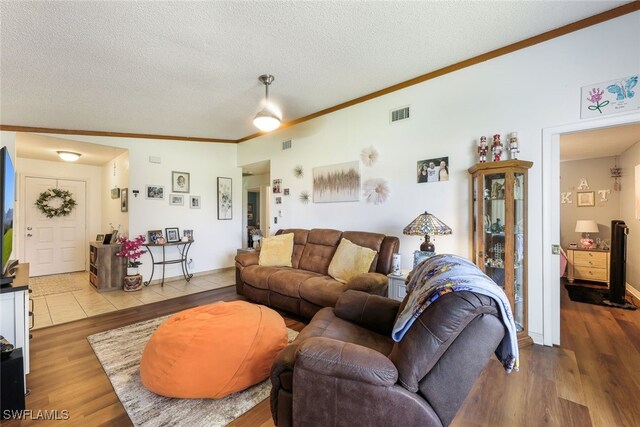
115;235;147;267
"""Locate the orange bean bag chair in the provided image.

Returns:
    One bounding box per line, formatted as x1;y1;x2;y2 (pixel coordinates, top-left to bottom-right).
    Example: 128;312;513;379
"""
140;301;287;399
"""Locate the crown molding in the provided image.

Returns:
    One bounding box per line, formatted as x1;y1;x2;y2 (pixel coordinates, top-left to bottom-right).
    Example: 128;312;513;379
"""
0;125;237;144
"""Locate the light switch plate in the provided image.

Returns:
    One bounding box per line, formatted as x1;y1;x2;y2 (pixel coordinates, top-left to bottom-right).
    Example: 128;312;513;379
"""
552;244;560;255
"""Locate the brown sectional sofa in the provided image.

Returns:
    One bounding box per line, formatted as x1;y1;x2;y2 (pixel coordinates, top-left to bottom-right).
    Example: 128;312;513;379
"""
235;228;400;319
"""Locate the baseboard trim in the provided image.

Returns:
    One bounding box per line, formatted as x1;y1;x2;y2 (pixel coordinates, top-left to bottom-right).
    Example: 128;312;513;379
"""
627;283;640;303
144;266;233;286
528;331;543;345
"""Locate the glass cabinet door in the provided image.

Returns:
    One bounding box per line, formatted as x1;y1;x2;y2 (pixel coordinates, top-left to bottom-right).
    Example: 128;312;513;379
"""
483;172;507;291
513;173;525;332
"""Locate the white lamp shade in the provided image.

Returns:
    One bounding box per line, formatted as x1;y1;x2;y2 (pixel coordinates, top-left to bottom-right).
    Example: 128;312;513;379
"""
575;220;599;233
253;110;281;132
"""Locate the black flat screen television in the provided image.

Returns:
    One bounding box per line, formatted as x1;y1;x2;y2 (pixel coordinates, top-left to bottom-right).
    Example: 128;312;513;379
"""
1;146;16;284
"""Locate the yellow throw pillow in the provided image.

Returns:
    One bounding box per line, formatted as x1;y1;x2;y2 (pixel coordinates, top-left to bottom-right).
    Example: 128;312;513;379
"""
258;233;294;267
328;238;377;284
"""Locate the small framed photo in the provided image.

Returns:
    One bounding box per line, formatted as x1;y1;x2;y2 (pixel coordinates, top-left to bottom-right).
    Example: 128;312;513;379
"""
275;197;282;204
577;191;595;207
247;213;254;221
146;185;165;200
96;234;105;243
172;171;190;193
284;188;290;196
273;179;282;193
417;156;449;183
190;196;201;209
183;229;194;241
148;229;163;244
170;194;184;206
121;188;128;212
103;233;112;245
165;227;180;243
110;187;121;199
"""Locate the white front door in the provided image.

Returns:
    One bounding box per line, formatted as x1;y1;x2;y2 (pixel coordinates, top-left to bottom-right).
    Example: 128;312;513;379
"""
24;177;87;277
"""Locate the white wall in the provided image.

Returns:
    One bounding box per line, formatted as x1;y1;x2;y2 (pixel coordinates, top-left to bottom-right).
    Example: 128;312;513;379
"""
101;150;130;233
237;12;640;344
620;140;640;293
16;157;103;270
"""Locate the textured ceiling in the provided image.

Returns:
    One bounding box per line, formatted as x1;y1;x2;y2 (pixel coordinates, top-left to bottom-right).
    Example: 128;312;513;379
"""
560;123;640;162
0;1;629;140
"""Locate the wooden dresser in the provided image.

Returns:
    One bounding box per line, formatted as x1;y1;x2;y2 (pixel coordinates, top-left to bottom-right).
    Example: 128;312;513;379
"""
566;248;610;285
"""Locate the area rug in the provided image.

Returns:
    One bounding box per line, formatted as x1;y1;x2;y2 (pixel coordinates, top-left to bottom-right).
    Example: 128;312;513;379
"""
29;274;84;297
564;284;637;310
88;314;298;427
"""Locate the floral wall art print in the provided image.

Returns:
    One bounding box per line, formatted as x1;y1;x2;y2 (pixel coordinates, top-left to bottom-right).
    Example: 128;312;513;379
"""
217;177;232;220
312;161;361;203
581;74;639;119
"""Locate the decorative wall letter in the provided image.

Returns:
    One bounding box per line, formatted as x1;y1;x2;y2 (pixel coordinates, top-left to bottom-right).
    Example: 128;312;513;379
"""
597;189;611;202
577;178;590;190
561;192;572;204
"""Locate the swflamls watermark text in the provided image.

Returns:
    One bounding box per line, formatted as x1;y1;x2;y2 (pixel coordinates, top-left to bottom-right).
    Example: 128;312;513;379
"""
2;409;70;420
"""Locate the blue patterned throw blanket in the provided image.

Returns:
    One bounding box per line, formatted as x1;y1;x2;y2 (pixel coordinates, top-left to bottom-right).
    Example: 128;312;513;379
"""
391;254;519;373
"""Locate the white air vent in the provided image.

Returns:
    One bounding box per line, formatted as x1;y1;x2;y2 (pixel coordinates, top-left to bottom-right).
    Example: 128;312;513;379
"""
282;139;292;150
390;106;410;123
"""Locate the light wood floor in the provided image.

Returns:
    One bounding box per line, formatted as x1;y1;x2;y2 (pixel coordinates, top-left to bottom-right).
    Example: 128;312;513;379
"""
4;283;639;426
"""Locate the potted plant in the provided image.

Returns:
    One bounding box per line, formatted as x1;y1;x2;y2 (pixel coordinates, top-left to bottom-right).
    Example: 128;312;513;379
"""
116;235;147;275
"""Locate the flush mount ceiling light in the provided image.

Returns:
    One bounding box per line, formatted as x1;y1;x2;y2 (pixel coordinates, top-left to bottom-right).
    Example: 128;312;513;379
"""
253;74;281;132
57;151;81;162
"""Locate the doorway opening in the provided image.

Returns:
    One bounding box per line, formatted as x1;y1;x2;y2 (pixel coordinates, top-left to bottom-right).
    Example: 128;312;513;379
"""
542;111;640;346
241;160;271;249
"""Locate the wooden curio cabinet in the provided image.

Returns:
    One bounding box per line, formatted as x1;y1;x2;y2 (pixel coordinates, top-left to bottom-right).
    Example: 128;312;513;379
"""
468;160;533;347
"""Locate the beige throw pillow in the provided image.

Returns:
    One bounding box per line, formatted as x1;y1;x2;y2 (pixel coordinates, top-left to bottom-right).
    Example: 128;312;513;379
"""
328;238;377;284
258;233;294;267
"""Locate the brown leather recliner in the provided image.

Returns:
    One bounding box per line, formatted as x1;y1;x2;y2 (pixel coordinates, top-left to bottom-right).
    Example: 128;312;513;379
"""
270;289;506;427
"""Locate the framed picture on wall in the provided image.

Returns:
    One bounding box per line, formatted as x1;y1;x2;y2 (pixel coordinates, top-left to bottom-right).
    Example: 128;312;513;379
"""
172;171;190;193
217;177;232;220
169;194;184;206
577;191;595;207
121;188;128;212
417;157;449;183
146;185;164;200
190;196;201;209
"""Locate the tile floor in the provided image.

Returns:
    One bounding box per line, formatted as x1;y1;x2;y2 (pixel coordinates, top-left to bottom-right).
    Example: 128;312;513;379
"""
32;269;235;329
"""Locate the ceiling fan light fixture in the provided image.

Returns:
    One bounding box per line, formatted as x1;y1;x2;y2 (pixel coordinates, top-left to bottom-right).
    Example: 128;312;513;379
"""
57;151;81;162
253;109;281;132
253;74;281;132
